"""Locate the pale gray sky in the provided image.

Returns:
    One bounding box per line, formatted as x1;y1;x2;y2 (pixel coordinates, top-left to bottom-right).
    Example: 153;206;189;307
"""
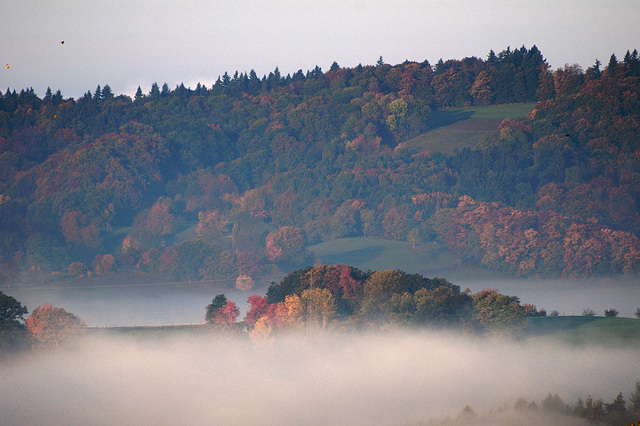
1;0;639;99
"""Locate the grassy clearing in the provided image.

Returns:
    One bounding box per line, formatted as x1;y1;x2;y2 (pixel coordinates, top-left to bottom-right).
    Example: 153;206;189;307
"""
101;226;132;253
429;102;536;124
458;103;536;120
308;237;459;275
526;316;640;345
404;103;536;155
404;128;493;155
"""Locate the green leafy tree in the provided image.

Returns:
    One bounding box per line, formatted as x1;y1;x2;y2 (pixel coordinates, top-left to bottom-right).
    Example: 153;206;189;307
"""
413;285;472;326
471;289;526;335
0;291;27;329
0;291;28;349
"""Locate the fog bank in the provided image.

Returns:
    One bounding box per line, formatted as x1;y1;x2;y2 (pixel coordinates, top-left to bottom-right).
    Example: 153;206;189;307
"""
455;275;640;317
1;330;636;425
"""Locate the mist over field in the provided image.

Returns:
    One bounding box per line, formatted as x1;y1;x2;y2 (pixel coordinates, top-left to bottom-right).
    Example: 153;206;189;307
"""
455;276;640;318
1;330;636;425
0;280;266;327
3;274;639;329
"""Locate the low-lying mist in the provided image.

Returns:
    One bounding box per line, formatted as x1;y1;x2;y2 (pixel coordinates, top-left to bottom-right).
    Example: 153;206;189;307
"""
1;330;637;425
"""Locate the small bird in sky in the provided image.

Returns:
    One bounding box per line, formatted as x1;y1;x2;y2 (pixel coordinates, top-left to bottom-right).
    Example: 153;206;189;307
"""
4;64;8;69
61;41;64;45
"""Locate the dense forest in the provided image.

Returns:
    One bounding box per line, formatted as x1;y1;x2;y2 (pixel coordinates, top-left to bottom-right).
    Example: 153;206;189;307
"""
1;45;640;283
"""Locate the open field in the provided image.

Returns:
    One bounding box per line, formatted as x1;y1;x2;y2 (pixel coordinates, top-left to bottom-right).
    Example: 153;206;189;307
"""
526;316;640;346
527;316;640;347
83;315;640;347
308;237;460;276
307;236;510;282
404;102;536;154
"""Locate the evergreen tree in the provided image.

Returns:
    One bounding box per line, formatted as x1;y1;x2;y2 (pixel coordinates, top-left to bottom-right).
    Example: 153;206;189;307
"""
52;90;63;105
149;82;160;98
94;85;102;100
43;87;53;103
607;53;618;74
101;85;114;99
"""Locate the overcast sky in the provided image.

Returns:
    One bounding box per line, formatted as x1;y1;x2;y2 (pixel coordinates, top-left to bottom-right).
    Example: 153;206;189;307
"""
2;0;639;99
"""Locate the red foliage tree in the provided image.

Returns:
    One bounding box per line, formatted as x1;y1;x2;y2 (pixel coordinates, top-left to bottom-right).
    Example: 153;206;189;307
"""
92;254;115;276
60;210;101;249
265;226;307;264
212;301;239;327
244;295;273;326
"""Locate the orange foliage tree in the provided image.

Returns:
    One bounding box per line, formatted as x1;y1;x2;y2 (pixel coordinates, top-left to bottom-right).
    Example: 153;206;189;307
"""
264;226;308;264
25;304;85;347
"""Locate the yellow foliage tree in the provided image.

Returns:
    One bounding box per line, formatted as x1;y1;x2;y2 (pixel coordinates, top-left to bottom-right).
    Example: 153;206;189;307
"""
300;288;336;328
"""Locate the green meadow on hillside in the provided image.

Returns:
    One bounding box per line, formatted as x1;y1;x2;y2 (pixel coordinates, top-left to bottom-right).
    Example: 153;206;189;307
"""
307;236;510;281
526;316;640;345
404;102;536;154
308;237;459;276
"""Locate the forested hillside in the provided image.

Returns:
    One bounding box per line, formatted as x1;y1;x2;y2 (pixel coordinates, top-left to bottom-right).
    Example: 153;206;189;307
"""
1;46;639;283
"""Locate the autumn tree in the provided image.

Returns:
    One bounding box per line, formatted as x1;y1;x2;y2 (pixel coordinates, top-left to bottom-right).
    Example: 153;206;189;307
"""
92;254;115;276
470;70;493;105
299;287;336;328
194;209;227;241
25;304;85;347
205;294;239;327
132;196;175;246
235;274;254;291
68;261;87;277
264;226;310;265
249;316;273;344
60;210;101;249
244;295;273;327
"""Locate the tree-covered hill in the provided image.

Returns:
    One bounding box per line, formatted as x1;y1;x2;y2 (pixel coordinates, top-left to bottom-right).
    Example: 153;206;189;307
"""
1;45;639;284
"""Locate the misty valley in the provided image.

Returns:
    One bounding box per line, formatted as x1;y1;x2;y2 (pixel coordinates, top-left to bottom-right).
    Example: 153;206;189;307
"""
2;264;640;425
3;273;640;327
2;43;640;425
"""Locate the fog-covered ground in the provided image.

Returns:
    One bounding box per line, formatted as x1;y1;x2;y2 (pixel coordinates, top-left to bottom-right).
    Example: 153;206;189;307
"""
1;330;636;425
